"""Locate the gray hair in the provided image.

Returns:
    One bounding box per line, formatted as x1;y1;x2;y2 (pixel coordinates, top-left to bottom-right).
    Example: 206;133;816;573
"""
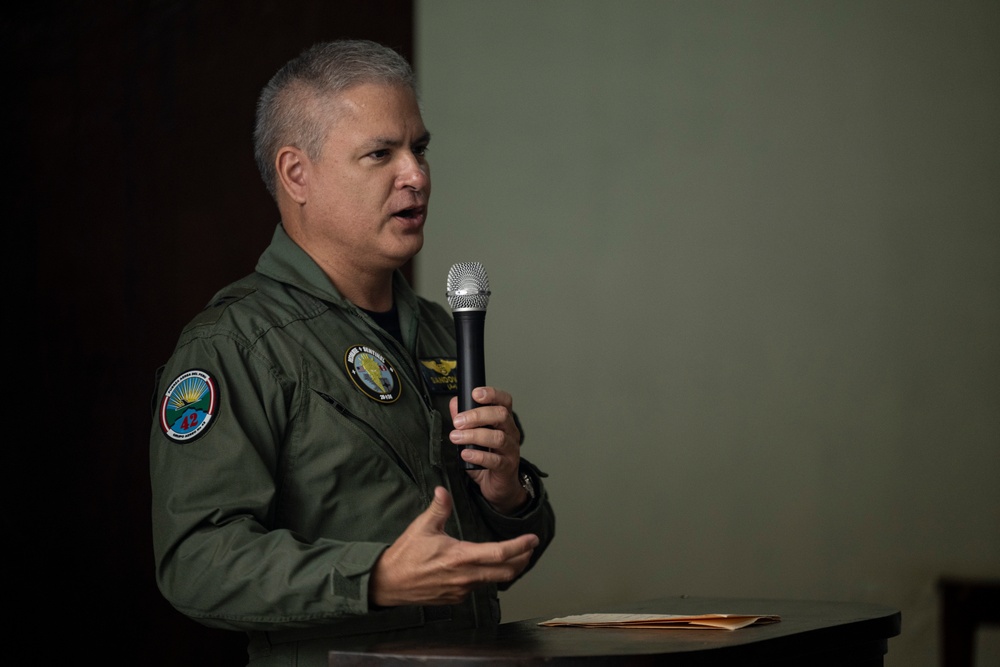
253;39;417;200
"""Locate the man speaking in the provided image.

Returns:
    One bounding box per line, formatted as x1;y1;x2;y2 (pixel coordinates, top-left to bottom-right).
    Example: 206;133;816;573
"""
149;39;555;666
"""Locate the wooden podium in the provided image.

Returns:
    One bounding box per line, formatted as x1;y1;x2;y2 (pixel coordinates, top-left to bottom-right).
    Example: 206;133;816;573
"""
325;596;900;666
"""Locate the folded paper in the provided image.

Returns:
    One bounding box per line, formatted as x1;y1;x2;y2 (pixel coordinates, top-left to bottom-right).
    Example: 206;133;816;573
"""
539;612;781;631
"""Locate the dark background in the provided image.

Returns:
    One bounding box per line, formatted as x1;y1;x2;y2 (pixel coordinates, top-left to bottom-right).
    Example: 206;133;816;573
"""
7;2;413;664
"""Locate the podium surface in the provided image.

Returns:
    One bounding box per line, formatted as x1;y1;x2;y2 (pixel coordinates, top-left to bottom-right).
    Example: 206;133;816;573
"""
326;595;901;666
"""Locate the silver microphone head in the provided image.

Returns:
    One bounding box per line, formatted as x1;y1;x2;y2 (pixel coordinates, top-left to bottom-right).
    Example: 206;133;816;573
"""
446;262;491;312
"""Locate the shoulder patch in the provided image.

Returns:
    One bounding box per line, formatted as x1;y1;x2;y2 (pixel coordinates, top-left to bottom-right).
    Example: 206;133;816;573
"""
344;345;402;403
419;358;458;395
159;369;219;443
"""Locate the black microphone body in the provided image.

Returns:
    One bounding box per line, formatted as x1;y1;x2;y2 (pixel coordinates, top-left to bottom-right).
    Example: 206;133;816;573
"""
454;310;487;416
446;262;491;470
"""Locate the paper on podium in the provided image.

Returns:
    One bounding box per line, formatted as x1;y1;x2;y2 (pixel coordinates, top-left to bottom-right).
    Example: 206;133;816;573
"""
538;612;781;631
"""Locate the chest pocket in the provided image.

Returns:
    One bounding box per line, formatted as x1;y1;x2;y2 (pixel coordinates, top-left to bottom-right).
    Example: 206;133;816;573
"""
310;345;437;490
314;389;418;485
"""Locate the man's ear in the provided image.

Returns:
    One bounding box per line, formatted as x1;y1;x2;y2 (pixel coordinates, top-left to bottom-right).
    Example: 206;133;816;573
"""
275;146;309;204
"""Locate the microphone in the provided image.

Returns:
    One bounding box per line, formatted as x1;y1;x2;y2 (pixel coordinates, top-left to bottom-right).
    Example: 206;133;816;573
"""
446;261;491;470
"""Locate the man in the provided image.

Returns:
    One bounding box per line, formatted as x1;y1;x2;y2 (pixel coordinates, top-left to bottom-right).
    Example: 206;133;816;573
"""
149;39;555;666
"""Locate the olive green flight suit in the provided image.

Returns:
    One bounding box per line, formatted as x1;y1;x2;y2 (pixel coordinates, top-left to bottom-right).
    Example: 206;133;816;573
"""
149;224;554;665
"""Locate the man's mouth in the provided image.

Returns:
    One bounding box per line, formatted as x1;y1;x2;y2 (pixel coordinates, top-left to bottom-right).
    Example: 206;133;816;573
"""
394;205;425;221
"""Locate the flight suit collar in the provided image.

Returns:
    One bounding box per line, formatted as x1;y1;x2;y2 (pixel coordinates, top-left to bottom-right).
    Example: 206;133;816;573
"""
254;223;421;348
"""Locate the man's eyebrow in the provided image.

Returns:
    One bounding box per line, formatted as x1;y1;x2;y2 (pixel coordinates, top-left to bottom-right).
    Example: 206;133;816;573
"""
364;131;431;150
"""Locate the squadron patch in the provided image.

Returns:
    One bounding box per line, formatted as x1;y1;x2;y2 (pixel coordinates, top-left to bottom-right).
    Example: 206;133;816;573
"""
344;345;401;403
418;358;458;395
159;369;218;443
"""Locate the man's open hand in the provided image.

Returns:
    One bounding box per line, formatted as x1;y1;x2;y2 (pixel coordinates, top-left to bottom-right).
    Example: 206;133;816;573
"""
369;487;539;607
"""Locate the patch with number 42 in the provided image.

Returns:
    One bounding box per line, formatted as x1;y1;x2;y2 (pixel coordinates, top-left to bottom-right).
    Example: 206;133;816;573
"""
159;369;219;443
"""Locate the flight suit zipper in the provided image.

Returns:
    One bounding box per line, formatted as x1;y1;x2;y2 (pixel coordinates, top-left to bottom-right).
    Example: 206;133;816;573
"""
314;390;418;486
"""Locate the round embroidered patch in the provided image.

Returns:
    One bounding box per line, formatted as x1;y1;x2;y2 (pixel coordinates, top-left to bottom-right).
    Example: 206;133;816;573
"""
345;345;401;403
159;369;219;443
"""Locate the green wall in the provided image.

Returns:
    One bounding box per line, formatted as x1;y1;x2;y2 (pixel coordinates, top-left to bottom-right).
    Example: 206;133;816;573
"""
415;2;999;664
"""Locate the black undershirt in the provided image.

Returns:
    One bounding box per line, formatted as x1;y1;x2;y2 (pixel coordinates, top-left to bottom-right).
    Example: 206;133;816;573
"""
361;304;403;344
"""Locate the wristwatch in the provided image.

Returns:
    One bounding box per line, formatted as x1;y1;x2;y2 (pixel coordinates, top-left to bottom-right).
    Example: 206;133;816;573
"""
519;470;536;501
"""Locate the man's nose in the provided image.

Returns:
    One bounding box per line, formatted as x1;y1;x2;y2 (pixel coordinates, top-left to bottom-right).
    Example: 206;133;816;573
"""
396;153;429;191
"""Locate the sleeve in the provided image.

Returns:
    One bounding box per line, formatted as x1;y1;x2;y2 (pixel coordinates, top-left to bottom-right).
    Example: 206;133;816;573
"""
469;460;556;590
149;332;389;632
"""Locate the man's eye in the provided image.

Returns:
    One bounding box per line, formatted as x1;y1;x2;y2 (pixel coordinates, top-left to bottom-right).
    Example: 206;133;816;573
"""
369;149;390;159
413;144;429;157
